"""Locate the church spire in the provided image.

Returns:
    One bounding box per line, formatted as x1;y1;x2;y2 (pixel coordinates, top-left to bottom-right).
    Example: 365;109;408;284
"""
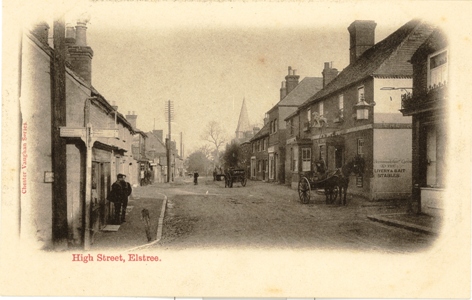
235;97;251;139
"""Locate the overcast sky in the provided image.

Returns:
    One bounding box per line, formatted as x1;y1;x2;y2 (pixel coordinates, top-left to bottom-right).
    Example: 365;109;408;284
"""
24;1;451;154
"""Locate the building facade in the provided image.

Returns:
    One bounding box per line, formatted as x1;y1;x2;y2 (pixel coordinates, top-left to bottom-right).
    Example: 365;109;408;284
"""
285;19;435;201
266;67;323;184
249;123;269;181
20;21;136;250
401;29;448;216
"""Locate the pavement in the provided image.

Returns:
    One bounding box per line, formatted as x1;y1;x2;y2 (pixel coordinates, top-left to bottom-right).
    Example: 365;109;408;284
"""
91;183;168;251
92;177;441;250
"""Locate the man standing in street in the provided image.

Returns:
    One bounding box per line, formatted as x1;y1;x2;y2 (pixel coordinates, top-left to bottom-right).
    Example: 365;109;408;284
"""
108;174;132;224
120;174;132;223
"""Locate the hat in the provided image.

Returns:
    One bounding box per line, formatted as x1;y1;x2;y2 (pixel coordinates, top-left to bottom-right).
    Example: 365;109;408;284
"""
117;173;126;179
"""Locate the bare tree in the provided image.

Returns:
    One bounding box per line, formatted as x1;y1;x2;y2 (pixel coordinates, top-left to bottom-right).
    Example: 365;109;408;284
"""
201;121;227;163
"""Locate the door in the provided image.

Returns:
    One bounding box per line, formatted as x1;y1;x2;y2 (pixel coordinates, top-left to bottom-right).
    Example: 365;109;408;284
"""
335;147;344;169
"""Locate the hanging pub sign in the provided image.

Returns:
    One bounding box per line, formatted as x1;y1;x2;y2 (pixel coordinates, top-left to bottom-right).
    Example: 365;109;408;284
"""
356;175;363;187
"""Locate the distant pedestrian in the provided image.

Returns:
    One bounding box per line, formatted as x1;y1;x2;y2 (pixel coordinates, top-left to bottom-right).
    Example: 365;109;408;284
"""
194;171;199;185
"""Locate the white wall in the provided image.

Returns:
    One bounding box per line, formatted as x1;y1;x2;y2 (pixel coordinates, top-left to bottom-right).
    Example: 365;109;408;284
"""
372;129;412;200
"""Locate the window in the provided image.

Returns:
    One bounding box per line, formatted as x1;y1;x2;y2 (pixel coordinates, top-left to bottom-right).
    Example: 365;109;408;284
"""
288;119;293;135
274;119;278;132
292;147;298;172
264;138;267;150
270;121;273;134
429;49;448;88
357;139;364;155
258;160;262;172
302;148;311;172
307;108;311;122
338;94;344;117
358;86;365;102
319;102;324;117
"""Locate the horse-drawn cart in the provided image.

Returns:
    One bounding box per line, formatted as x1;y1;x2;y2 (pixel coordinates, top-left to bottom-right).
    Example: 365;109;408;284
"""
224;168;247;188
298;171;339;204
298;157;362;205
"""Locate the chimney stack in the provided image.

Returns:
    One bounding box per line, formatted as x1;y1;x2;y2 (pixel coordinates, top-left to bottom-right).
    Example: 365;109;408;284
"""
285;66;300;95
348;20;376;65
125;111;138;129
280;81;287;100
347;20;377;64
67;20;94;85
31;22;49;46
322;62;339;88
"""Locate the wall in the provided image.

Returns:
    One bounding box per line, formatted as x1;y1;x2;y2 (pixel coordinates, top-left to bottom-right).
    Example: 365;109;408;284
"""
372;129;412;200
373;78;412;123
20;35;54;249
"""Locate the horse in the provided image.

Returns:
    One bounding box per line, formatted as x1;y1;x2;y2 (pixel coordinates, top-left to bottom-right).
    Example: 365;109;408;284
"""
333;155;364;205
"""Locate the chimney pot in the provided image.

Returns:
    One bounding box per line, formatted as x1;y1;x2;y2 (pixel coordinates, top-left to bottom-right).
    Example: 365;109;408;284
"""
75;21;88;46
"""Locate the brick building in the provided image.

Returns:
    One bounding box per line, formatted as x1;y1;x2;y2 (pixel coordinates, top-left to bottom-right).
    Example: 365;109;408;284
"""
249;122;270;181
285;19;435;201
264;67;323;184
400;29;448;215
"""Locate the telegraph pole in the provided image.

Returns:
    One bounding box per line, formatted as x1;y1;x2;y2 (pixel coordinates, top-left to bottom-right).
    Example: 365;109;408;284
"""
165;100;174;182
52;13;68;249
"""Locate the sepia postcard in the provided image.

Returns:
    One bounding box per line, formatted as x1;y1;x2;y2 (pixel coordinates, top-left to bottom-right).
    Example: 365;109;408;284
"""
1;0;471;298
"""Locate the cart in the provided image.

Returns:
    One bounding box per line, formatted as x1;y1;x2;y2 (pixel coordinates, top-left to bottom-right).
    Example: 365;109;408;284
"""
298;160;340;204
224;168;247;188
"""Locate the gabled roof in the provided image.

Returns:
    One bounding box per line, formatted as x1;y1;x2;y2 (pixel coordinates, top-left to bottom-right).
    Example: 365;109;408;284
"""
249;122;270;142
278;77;323;107
411;28;448;63
301;19;435;108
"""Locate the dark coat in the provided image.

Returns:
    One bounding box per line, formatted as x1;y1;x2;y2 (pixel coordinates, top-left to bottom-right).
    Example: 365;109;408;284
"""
108;181;132;203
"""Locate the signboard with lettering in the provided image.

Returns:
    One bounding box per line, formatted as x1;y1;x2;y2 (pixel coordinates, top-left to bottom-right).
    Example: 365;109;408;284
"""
92;129;118;138
59;127;86;138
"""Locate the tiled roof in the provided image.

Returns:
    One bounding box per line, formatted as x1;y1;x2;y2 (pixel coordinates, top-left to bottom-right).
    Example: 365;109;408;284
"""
302;19;436;107
411;28;448;63
278;77;323;107
250;122;270;141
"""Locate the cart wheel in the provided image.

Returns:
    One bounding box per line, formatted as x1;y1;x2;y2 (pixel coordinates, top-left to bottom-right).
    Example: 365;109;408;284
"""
298;177;311;204
241;177;247;187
